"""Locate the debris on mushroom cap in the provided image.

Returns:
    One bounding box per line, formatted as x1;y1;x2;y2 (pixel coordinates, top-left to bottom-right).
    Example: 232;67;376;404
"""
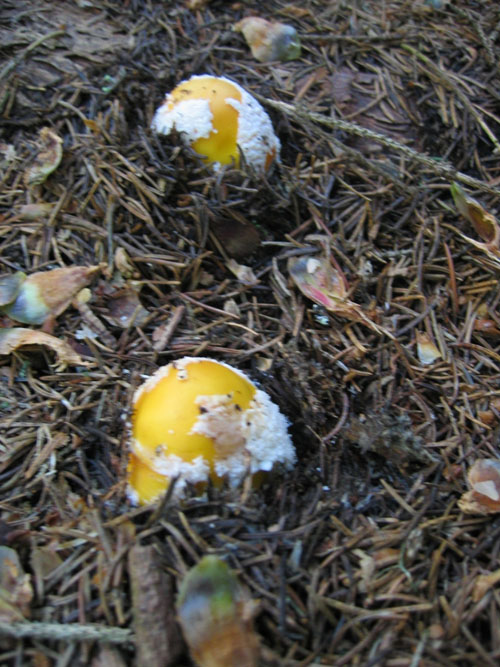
151;75;280;172
127;357;295;505
458;459;500;514
177;555;259;667
234;16;301;63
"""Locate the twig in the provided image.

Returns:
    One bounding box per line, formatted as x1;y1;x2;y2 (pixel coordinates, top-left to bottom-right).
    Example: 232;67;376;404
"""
0;621;133;644
261;97;500;197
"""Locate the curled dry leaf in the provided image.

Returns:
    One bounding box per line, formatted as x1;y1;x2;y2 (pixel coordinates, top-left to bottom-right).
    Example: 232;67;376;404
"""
0;328;85;369
102;285;150;328
0;546;33;622
451;182;500;267
288;255;348;309
226;259;258;285
234;16;301;62
474;318;500;337
114;247;136;279
458;459;500;515
472;569;500;603
416;331;441;365
24;127;63;186
177;556;259;667
0;265;101;325
288;255;390;337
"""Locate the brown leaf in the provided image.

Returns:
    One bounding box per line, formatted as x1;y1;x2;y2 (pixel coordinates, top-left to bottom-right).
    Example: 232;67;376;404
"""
234;17;301;63
451;183;500;268
211;216;260;260
330;67;419;153
451;182;499;244
103;285;149;328
227;259;258;285
288;254;391;337
24;127;63;186
18;203;55;220
472;569;500;603
458;459;500;515
0;328;85;369
1;265;101;325
0;546;33;622
30;547;63;601
416;331;441;365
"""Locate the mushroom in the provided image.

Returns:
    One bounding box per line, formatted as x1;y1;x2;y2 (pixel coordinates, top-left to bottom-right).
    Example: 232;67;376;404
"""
127;357;295;505
151;75;280;172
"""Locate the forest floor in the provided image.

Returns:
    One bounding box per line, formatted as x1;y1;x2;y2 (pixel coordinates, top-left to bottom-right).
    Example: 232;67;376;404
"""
1;1;500;665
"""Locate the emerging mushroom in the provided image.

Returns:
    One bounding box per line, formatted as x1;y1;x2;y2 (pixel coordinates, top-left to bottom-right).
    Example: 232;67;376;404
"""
151;75;280;172
127;357;295;504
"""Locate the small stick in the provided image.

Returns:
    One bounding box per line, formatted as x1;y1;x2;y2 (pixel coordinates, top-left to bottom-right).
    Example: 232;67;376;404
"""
0;621;132;644
261;96;500;198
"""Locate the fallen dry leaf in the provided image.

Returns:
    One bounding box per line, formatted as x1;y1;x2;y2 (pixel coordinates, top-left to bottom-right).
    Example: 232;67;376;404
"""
0;546;33;622
24;127;63;186
103;285;150;328
451;182;499;244
0;327;85;369
472;568;500;603
416;331;442;365
288;254;391;337
0;265;101;325
451;182;500;268
210;215;260;260
458;459;500;515
331;66;420;153
18;203;56;220
227;259;258;285
234;16;301;62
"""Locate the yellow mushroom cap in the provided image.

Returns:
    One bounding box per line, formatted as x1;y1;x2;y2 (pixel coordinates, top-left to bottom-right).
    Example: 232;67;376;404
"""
127;452;172;506
151;75;280;172
127;357;295;505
